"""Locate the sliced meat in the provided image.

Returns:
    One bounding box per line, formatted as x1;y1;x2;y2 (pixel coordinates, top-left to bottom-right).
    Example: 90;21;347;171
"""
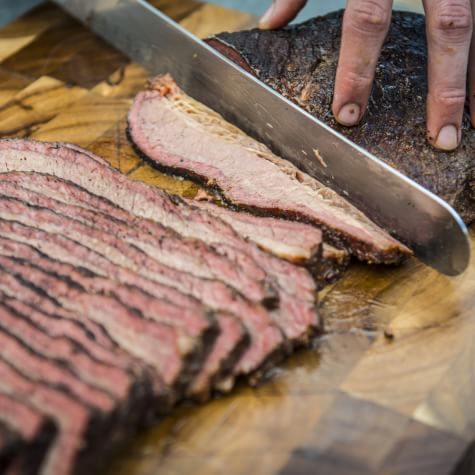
189;199;349;286
0;141;318;334
0;175;275;309
0;298;164;475
0;252;213;399
0;141;317;347
0;216;281;390
207;11;475;224
0;138;319;383
0;357;108;475
127;75;411;264
189;199;323;265
0;237;217;396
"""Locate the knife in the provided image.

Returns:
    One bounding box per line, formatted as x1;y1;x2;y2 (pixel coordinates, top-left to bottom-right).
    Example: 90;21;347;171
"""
52;0;470;275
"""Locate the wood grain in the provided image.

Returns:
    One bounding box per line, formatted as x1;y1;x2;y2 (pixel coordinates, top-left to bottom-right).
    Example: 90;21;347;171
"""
0;2;473;474
0;76;87;137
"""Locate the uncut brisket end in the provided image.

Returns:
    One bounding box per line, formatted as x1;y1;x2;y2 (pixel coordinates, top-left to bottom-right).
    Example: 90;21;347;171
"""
189;199;349;287
127;75;410;264
207;11;475;224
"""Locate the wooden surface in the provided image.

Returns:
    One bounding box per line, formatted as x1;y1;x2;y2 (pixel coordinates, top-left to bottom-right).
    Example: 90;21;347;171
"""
0;2;474;474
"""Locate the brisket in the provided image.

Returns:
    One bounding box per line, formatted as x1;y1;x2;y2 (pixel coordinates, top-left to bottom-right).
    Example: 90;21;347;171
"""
127;75;411;264
0;176;275;308
207;11;475;224
0;139;318;346
0;138;324;472
0;218;250;397
0;193;283;378
189;199;349;287
0;236;217;395
0;208;281;386
0;291;165;475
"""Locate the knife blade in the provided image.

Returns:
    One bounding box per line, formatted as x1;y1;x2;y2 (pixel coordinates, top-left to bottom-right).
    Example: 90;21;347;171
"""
52;0;470;275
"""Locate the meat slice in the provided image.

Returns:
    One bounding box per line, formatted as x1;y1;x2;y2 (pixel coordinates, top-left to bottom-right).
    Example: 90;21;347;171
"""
207;11;475;224
189;199;323;264
127;75;411;264
189;199;349;287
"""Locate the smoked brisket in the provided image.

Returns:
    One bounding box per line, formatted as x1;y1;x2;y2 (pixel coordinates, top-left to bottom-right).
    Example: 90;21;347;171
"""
127;75;410;264
0;138;322;472
207;11;475;224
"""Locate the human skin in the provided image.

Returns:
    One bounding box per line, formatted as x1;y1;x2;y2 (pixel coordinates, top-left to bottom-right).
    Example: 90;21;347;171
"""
260;0;475;151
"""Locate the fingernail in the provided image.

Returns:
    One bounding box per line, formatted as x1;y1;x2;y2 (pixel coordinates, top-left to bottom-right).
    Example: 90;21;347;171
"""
259;4;275;29
336;103;361;126
435;125;459;151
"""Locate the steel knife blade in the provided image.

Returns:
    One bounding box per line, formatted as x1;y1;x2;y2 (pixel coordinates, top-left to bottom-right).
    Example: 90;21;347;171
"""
52;0;470;275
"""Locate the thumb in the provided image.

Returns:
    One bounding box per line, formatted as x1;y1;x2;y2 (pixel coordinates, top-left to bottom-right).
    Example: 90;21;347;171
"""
259;0;307;30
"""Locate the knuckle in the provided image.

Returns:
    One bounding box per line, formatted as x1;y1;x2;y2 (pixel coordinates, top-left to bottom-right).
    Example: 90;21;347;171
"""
341;69;374;91
434;87;466;107
348;1;391;35
432;1;472;41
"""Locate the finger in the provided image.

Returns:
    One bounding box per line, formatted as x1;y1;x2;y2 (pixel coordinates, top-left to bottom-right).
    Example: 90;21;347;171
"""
332;0;393;126
424;0;472;151
259;0;307;30
468;0;475;127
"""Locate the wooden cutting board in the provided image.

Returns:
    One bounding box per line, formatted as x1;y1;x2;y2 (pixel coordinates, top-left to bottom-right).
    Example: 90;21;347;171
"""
0;2;474;474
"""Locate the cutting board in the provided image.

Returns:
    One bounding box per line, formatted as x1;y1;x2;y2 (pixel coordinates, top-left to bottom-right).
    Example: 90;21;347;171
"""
0;2;474;474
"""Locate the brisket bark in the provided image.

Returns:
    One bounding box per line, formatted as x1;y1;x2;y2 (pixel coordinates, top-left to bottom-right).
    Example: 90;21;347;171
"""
189;199;349;287
127;75;411;264
207;11;475;224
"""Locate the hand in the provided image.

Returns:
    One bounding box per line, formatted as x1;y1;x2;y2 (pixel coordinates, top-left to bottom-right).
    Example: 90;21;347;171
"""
260;0;474;151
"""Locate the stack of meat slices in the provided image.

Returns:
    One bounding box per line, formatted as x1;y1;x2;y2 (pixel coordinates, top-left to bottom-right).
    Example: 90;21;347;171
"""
0;138;324;474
